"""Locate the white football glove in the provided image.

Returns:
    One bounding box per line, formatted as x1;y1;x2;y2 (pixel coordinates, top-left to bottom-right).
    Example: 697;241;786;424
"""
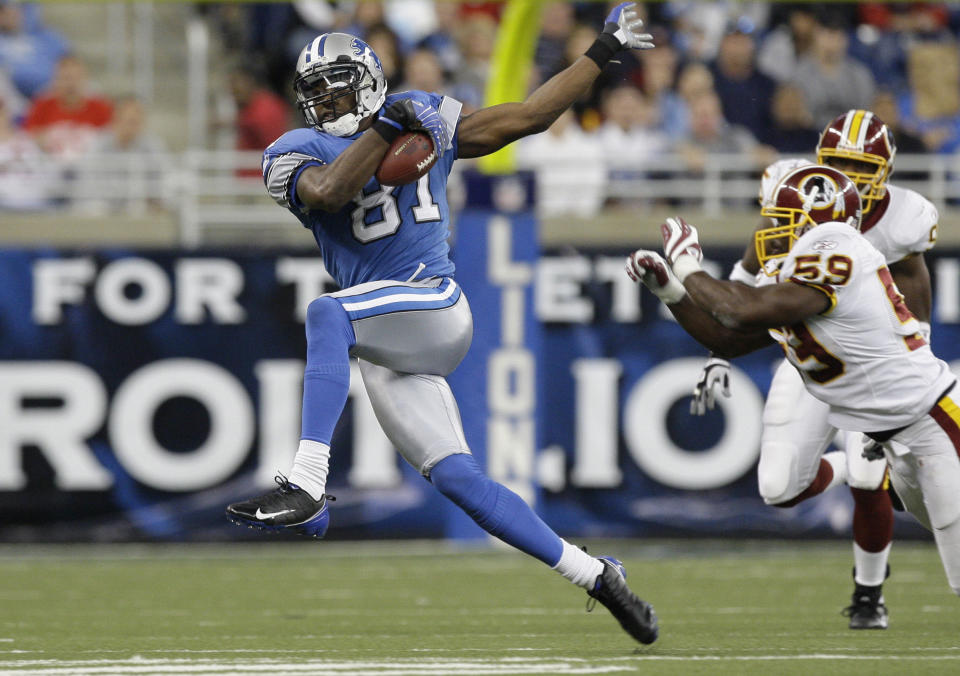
625;249;686;304
918;320;931;345
690;356;731;416
602;2;655;51
660;216;703;282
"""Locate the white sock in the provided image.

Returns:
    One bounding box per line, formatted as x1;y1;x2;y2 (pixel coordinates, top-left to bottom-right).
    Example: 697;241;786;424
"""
288;439;330;501
823;451;848;491
854;542;891;587
552;540;605;589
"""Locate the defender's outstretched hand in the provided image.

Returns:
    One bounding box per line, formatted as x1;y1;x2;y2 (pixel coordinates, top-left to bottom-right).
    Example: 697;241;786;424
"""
625;249;686;304
661;216;702;264
660;217;703;282
690;357;732;416
603;2;655;50
379;99;449;157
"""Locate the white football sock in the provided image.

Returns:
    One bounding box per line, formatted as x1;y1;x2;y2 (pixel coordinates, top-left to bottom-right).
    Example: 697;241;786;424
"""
823;450;848;491
553;540;605;589
288;439;330;501
854;542;891;587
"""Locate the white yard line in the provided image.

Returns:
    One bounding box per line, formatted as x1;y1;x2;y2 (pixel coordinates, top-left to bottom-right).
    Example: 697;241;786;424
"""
3;654;960;675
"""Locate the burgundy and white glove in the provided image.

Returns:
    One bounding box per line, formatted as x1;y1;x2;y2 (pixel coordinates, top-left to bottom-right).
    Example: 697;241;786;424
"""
690;356;732;416
661;216;703;283
625;249;686;304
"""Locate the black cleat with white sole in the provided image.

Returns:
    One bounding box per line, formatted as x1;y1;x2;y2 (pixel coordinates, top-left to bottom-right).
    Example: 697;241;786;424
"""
226;474;334;538
843;584;889;629
842;566;890;629
586;556;659;644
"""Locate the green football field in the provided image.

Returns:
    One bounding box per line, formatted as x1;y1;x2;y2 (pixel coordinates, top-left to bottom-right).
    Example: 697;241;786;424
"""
2;539;958;675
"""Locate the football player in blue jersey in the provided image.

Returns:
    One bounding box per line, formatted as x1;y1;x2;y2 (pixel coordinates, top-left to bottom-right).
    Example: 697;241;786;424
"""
225;3;659;645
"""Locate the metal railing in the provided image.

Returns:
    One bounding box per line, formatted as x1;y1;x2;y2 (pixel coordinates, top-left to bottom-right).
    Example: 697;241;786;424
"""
4;151;959;247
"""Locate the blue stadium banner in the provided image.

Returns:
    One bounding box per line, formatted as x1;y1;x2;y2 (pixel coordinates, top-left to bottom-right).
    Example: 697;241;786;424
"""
2;216;960;541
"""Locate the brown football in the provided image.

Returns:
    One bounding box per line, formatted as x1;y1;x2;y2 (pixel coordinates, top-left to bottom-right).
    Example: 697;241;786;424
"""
375;131;437;186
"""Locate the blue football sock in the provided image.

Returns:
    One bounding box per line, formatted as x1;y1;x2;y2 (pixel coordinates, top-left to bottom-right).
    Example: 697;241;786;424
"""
301;296;355;444
430;453;563;566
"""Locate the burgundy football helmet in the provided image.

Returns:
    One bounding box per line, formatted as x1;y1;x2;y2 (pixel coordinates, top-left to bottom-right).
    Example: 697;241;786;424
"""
756;164;862;273
816;109;896;215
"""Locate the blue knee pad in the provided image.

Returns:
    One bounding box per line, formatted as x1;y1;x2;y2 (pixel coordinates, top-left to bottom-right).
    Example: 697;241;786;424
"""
430;453;562;566
301;297;356;444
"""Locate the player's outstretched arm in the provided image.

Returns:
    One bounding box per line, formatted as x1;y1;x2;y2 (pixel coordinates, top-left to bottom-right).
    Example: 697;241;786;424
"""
625;249;772;358
684;273;830;331
457;2;653;159
659;216;830;330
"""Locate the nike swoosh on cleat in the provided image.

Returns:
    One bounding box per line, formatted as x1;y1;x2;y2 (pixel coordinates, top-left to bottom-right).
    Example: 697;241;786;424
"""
254;508;295;520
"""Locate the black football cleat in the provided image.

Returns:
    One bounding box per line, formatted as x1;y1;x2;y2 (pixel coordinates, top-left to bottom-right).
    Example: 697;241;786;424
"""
842;586;888;629
226;474;334;538
842;567;889;630
586;556;659;644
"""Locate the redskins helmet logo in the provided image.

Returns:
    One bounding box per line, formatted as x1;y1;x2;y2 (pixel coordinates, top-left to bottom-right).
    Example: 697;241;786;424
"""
756;164;862;276
797;172;846;219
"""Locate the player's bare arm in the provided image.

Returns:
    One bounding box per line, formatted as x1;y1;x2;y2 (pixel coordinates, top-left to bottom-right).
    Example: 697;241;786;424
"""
457;2;653;159
657;215;829;330
683;272;831;331
296;96;450;211
457;59;604;158
737;225;762;277
625;249;773;358
296;132;390;211
889;253;932;322
666;293;775;358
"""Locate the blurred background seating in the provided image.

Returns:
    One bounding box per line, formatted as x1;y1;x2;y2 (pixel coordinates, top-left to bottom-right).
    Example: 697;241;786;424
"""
1;0;960;249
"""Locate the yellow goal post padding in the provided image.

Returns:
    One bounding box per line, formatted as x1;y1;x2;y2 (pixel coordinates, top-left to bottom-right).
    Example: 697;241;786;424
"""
476;0;544;175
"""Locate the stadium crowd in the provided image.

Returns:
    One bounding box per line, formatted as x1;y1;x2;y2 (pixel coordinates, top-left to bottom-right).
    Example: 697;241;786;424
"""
0;1;172;212
2;1;960;217
208;1;960;217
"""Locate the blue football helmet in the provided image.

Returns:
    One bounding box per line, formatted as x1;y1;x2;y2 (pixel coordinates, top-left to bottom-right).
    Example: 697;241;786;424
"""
294;32;387;137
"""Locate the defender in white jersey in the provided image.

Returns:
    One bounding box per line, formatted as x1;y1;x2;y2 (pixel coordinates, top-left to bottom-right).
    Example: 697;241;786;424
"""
689;110;938;629
626;164;960;603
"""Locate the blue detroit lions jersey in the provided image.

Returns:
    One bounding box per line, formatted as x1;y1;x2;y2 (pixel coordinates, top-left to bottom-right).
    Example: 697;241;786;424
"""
262;90;462;289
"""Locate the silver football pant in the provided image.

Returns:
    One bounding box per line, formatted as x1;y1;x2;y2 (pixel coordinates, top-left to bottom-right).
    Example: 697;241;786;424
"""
328;277;474;475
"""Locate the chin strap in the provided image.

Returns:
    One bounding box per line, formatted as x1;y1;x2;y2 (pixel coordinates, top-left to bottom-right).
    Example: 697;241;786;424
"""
322;111;363;137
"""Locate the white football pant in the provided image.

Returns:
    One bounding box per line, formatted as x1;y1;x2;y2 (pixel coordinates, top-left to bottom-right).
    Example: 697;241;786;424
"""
883;391;960;595
758;360;886;505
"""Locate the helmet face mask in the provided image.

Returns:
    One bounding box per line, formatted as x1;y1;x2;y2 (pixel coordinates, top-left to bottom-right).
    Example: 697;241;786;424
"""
756;165;862;274
295;64;365;128
816;109;896;215
295;33;387;137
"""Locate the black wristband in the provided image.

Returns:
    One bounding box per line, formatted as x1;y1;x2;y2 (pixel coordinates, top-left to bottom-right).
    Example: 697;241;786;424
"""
372;118;403;143
584;32;621;68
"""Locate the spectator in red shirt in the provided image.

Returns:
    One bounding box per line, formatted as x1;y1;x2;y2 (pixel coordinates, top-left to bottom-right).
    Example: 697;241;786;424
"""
228;62;291;177
23;54;112;159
